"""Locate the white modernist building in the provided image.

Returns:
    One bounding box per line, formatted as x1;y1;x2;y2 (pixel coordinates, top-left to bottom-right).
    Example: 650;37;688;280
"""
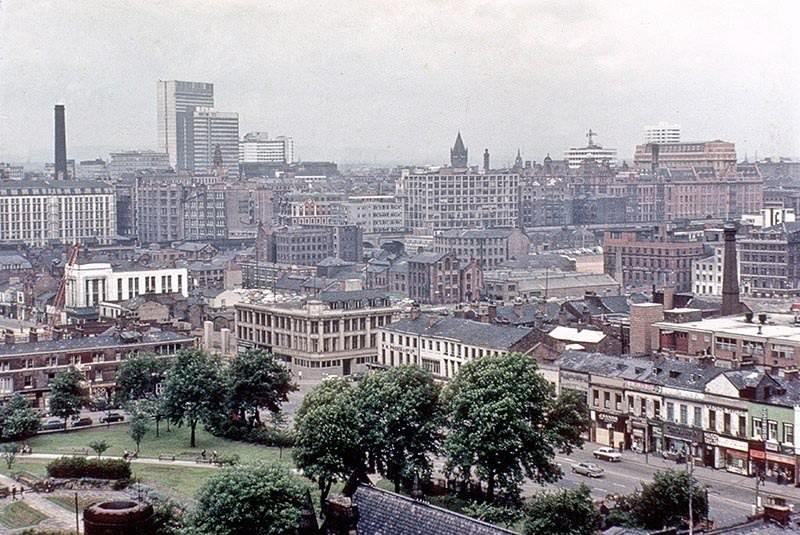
156;80;215;170
644;122;682;144
64;263;189;309
189;107;239;175
239;132;295;164
342;195;404;233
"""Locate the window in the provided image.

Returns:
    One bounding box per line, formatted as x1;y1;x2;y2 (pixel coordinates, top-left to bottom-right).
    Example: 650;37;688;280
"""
666;402;674;422
604;391;610;409
693;407;702;428
709;410;716;430
753;417;763;438
654;400;661;419
627;395;634;414
784;423;794;445
679;405;688;425
768;420;778;441
723;413;731;434
738;415;747;437
593;390;599;407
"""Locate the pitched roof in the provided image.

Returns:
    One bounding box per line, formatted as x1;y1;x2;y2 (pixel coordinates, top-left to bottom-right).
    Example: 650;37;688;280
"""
383;316;532;349
352;485;515;535
548;326;606;344
408;252;448;264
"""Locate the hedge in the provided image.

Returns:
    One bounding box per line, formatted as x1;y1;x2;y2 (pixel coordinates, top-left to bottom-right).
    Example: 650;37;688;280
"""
46;456;131;480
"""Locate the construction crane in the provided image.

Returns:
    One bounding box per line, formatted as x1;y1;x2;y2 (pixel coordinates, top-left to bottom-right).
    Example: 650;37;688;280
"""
49;242;80;329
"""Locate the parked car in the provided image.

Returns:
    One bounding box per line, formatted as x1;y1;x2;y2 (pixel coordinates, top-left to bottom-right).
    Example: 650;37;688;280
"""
593;447;623;462
99;412;124;424
662;450;687;463
572;462;604;478
72;417;93;427
40;419;66;431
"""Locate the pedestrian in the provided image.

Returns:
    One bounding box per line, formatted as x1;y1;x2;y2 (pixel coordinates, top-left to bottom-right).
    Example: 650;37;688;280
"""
201;449;206;459
19;486;23;499
298;370;303;381
11;487;16;501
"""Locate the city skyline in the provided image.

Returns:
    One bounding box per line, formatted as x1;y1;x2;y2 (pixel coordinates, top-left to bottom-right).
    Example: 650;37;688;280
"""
1;1;799;165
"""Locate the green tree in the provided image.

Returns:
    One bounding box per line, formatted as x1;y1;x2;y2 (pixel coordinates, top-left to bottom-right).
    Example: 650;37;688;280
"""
294;378;363;509
0;394;40;440
136;396;167;438
523;485;599;535
0;443;19;471
443;353;587;501
88;440;110;458
187;462;307;535
624;469;708;530
128;411;149;453
355;366;442;492
114;353;167;404
48;367;87;426
226;349;296;428
160;349;226;448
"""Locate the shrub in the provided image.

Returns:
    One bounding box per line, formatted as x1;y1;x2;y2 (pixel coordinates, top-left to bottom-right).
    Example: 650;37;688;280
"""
46;456;131;480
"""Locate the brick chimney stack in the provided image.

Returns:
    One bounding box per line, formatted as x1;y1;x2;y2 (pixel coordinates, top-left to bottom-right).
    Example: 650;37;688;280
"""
721;223;742;316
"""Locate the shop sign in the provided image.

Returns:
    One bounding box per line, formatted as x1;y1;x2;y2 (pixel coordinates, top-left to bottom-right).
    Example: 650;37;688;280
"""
651;426;663;438
766;451;796;465
750;449;766;460
596;412;620;426
704;433;719;446
662;423;703;443
717;436;748;452
780;444;795;456
561;371;589;390
624;380;661;394
766;441;779;452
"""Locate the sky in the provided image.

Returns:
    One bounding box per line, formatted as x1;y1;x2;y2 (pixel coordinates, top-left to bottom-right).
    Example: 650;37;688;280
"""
1;0;799;166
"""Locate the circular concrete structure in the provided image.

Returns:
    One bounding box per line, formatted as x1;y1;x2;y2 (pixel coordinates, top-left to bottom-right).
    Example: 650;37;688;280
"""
83;500;154;535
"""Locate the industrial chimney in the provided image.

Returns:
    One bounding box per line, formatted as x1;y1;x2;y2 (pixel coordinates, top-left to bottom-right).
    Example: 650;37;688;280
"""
721;223;742;316
54;104;67;180
483;148;490;172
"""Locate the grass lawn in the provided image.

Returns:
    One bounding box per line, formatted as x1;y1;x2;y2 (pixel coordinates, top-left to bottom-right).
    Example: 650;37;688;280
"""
131;463;218;499
27;423;292;466
0;500;47;529
46;494;100;514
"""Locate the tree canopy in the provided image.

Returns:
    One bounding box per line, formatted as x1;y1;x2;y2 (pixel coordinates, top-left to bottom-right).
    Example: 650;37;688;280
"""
187;463;308;535
49;367;87;424
226;349;296;427
615;469;708;530
160;349;226;447
523;485;599;535
0;394;40;440
114;353;167;405
293;377;363;508
443;353;587;501
355;366;442;491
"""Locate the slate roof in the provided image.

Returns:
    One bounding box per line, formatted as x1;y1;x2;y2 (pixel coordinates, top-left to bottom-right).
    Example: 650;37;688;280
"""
408;252;448;264
317;256;354;267
437;228;514;240
352;485;516;535
317;289;387;304
383;316;532;349
0;254;32;269
0;329;193;357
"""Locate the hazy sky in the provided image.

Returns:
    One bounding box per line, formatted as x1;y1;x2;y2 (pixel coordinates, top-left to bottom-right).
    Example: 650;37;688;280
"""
1;0;799;166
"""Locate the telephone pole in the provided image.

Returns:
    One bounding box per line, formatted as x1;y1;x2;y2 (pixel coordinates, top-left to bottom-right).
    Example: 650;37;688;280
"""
687;440;694;535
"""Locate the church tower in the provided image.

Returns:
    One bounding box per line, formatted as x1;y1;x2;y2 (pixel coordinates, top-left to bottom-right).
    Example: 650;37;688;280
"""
450;132;468;167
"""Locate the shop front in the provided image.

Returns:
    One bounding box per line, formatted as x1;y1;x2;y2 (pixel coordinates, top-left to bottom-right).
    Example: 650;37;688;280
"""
661;423;704;463
704;433;748;475
592;411;628;449
629;416;660;454
752;441;798;484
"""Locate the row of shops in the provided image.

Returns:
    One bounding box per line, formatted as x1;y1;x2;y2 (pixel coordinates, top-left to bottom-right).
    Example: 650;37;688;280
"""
589;411;798;484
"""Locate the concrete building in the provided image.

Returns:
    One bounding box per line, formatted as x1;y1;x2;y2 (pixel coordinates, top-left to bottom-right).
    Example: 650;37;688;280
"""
76;159;109;181
261;225;363;265
483;270;620;302
643;122;681;144
603;227;708;292
739;221;800;297
564;130;617;169
376;313;537;380
433;228;530;269
108;151;171;179
64;263;189;309
0;328;194;406
634;140;737;173
156;80;215;170
239;132;294;164
278;192;346;226
342;195;404;233
0;180;116;246
188;107;239;176
0;163;24;181
235;289;398;376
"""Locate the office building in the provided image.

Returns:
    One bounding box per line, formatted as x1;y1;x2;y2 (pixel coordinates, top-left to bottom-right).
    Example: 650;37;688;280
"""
643;122;681;144
260;225;363;265
77;159;109;181
433;228;530;269
108;151;171;179
342;195;404;234
564;130;617;169
187;107;239;175
278;192;346;226
156;80;214;170
0;181;116;246
235;289;398;376
634;140;737;173
64;262;189;309
239;132;295;164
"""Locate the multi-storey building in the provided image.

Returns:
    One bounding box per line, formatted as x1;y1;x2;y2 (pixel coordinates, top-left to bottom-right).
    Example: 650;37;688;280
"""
239;132;294;164
260;225;363;265
108;151;171;179
278;192;346;226
633;140;737;173
406;252;482;304
376;312;537;380
0;328;194;407
692;245;726;296
235;289;398;376
564;137;617;169
0;180;116;246
643;122;681;144
603;227;708;292
738;221;800;297
156;80;215;170
342;195;404;233
183;180;273;241
0;163;24;181
64;262;189;309
188;107;239;176
76;159;109;181
432;228;530;269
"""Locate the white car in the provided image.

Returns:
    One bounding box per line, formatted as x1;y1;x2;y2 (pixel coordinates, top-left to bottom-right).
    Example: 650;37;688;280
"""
593;446;623;462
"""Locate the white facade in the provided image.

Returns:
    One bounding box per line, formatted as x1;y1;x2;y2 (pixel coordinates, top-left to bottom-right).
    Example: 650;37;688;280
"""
189;107;239;175
741;207;797;228
644;122;681;144
239;132;294;164
564;145;617;169
692;244;741;296
0;181;116;246
65;263;188;309
157;80;215;170
343;195;404;233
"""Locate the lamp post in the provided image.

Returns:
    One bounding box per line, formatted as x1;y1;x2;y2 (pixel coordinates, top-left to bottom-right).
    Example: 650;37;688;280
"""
686;439;695;535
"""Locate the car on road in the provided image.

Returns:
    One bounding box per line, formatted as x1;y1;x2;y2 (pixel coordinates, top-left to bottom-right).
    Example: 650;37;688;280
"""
99;412;124;424
71;416;93;427
571;462;604;478
40;419;66;431
593;447;622;462
662;450;687;463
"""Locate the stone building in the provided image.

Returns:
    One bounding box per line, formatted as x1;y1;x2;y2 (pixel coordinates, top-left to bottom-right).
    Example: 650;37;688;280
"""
432;228;530;269
406;252;481;304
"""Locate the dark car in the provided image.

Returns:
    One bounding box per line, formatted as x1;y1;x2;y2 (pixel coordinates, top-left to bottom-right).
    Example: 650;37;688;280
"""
662;450;687;463
72;417;93;427
100;412;124;424
40;419;66;431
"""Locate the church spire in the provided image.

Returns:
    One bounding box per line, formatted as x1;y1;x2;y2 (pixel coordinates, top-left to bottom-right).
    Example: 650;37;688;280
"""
450;131;468;167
